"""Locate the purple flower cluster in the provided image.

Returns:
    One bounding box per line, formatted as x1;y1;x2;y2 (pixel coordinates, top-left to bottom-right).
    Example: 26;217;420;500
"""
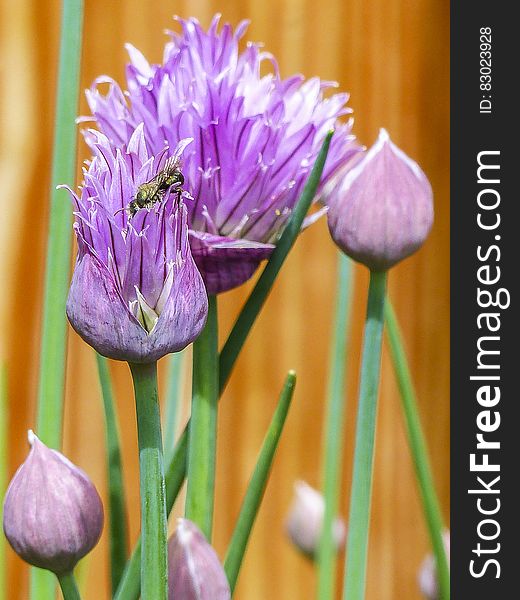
84;15;359;293
65;128;207;363
66;15;359;363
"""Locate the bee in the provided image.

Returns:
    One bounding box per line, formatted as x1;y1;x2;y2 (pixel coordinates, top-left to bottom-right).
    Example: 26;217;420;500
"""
124;156;185;218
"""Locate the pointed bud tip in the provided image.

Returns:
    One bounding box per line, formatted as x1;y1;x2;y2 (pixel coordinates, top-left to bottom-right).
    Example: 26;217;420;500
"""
378;127;390;142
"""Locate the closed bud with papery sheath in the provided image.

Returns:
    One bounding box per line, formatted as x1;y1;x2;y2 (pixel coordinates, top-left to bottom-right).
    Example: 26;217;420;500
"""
168;518;230;600
2;431;104;575
285;480;346;559
327;128;434;271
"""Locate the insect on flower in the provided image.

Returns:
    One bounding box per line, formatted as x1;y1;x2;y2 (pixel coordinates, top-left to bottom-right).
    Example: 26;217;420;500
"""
123;155;185;218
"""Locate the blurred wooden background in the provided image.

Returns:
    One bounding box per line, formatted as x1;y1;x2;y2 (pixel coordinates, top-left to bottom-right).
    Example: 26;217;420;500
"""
0;0;449;598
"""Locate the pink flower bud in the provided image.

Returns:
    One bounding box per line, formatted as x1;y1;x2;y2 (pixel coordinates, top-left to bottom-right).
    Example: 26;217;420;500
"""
327;129;434;271
168;518;230;600
285;480;346;558
418;530;450;599
2;431;104;575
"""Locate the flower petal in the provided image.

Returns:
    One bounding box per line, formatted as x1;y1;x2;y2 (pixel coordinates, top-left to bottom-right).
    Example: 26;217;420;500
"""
189;231;274;294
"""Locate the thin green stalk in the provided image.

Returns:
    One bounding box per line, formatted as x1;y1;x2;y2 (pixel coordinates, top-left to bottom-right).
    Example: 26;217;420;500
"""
130;362;167;600
224;372;296;593
219;131;334;390
0;364;7;600
317;254;354;600
56;572;81;600
185;295;219;540
114;135;333;598
96;354;128;595
385;301;450;599
36;0;83;445
163;350;185;464
32;1;84;598
114;430;187;600
343;270;387;600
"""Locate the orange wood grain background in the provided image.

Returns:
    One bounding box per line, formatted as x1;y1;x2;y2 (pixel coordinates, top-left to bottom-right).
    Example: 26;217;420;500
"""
0;0;449;598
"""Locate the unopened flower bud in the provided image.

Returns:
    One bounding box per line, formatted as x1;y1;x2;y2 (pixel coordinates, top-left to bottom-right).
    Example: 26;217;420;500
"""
285;480;346;559
418;530;450;599
168;518;230;600
2;431;104;575
327;128;434;271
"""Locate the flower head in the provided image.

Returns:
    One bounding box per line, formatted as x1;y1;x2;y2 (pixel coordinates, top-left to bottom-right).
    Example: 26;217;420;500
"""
418;530;450;599
285;480;346;559
65;127;208;363
168;518;230;600
3;431;104;575
84;15;360;293
327;128;434;271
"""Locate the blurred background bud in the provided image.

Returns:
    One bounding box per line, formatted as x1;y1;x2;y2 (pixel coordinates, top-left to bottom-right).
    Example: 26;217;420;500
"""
327;128;434;271
418;530;450;599
285;480;346;559
2;431;104;575
168;518;230;600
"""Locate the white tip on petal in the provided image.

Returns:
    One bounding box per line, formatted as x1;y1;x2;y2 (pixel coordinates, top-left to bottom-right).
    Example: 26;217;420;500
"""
378;127;390;142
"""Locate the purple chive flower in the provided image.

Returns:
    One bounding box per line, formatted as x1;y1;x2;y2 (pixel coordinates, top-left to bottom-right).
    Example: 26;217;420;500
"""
83;15;360;293
168;518;230;600
3;431;103;575
327;128;434;271
65;126;208;363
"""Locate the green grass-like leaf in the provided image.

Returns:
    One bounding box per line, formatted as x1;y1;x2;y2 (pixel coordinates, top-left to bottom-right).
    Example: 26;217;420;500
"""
185;295;219;540
224;371;296;593
385;300;450;599
317;254;354;600
219;131;334;391
31;1;84;598
96;354;128;594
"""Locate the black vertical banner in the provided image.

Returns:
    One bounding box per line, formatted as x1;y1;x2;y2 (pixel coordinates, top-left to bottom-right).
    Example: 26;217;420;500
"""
451;3;518;598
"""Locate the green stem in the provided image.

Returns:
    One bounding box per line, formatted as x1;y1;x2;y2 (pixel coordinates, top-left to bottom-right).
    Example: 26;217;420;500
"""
163;350;185;464
185;295;219;540
56;572;81;600
114;135;334;599
130;362;167;600
317;254;354;600
96;354;128;595
32;1;84;598
224;372;296;593
385;301;450;599
114;430;187;600
343;270;387;600
219;131;334;391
